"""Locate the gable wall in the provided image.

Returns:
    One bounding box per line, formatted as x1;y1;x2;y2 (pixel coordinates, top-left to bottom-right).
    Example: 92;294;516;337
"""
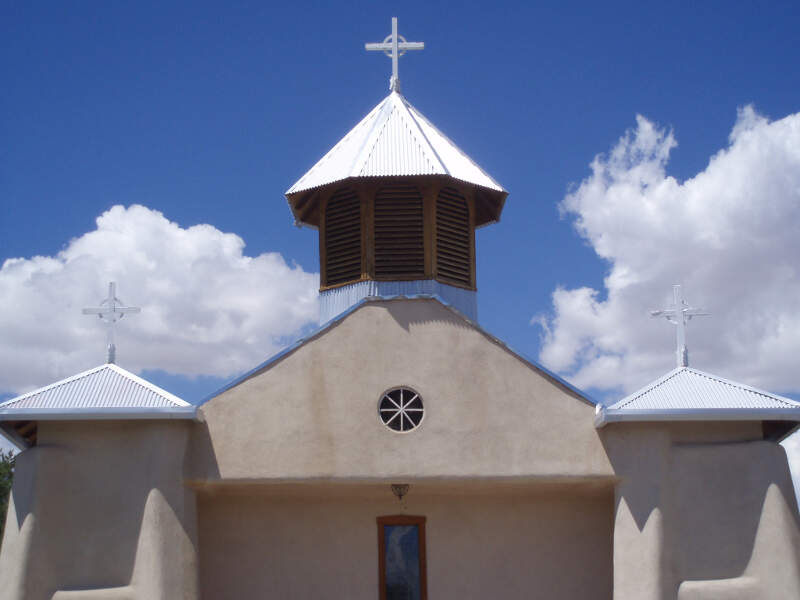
197;299;613;481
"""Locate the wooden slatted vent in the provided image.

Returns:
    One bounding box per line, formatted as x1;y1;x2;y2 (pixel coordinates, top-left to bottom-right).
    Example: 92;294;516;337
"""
436;187;472;288
324;187;362;286
374;185;425;279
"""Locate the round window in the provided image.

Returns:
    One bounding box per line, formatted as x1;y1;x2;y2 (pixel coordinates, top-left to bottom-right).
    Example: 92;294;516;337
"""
378;387;424;433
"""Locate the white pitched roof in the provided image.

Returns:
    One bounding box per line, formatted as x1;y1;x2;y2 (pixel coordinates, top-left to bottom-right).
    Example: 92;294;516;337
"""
286;91;505;196
0;363;194;419
596;367;800;427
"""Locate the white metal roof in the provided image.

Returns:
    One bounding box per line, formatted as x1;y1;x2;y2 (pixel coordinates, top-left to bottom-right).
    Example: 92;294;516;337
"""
0;363;194;419
596;367;800;427
286;91;505;196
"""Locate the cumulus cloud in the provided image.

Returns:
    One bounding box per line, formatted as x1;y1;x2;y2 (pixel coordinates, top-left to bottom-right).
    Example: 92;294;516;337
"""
0;205;319;394
536;107;800;501
536;106;800;397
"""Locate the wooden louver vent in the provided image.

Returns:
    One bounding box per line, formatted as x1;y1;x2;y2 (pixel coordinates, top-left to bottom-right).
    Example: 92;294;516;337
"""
374;185;425;279
324;187;362;286
436;187;472;288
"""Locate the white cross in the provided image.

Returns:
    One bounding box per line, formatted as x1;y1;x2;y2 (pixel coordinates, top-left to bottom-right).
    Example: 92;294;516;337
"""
365;17;424;92
650;284;709;368
82;282;140;364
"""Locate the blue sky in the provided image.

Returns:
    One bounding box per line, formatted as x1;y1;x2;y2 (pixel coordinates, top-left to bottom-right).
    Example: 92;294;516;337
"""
2;1;800;413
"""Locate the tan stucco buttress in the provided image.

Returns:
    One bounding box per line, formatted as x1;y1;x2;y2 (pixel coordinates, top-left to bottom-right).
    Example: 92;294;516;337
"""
0;421;198;600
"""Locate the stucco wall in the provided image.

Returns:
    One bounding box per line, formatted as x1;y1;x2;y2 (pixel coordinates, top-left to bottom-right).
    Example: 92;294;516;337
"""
197;483;614;600
196;299;613;482
3;297;798;599
603;423;800;600
0;421;199;600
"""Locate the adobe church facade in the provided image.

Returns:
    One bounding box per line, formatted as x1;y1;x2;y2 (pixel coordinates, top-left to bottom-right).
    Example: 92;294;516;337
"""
1;20;799;600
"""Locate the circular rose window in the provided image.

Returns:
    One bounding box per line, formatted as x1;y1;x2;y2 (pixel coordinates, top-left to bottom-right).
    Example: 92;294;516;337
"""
378;387;424;432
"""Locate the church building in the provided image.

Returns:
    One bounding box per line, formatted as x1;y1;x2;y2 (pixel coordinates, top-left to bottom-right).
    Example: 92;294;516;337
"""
1;19;799;600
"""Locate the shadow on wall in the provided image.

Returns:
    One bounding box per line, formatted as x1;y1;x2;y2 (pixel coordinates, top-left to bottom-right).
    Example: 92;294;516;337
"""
670;439;800;581
5;421;203;599
601;424;800;585
384;298;474;333
185;419;222;485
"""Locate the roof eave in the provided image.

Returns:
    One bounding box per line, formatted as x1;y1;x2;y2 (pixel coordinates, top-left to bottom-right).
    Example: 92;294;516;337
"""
286;175;507;229
0;423;29;451
0;406;199;421
595;407;800;428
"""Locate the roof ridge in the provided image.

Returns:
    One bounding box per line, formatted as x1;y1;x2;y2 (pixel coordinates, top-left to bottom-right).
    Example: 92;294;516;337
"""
0;363;109;408
349;94;397;177
684;367;800;408
398;94;449;175
105;363;191;407
403;97;505;191
612;367;685;410
0;363;190;410
286;98;386;194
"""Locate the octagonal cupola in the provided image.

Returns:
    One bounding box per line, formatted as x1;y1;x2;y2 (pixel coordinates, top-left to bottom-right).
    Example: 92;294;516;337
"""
285;18;507;323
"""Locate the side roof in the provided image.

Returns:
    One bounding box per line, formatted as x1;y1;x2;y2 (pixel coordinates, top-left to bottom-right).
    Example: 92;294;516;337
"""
199;294;594;408
596;366;800;428
0;362;196;420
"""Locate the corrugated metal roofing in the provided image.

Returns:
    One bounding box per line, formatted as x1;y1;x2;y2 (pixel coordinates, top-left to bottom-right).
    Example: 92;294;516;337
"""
608;367;800;412
286;91;505;196
0;363;190;413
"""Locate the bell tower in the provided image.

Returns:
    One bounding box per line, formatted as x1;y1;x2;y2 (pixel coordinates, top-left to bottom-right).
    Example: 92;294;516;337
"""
285;18;507;323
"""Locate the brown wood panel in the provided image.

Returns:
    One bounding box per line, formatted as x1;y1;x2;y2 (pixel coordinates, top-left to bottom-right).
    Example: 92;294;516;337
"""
374;185;425;280
469;187;477;289
422;183;438;279
323;187;362;287
361;182;376;279
436;187;473;289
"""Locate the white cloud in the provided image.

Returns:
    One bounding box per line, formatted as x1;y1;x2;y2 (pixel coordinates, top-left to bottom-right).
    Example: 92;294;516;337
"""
537;106;800;397
537;107;800;506
0;205;319;394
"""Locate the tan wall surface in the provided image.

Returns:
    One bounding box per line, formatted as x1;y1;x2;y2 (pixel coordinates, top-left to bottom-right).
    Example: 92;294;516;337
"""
0;421;199;600
196;299;613;482
3;298;798;600
602;423;800;600
197;484;614;600
0;447;39;599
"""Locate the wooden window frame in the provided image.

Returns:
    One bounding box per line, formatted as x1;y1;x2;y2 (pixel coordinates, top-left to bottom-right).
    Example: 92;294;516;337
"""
377;515;428;600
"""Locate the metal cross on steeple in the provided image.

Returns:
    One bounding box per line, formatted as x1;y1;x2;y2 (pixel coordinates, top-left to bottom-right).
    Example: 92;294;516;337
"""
650;284;709;368
82;281;140;364
365;17;424;92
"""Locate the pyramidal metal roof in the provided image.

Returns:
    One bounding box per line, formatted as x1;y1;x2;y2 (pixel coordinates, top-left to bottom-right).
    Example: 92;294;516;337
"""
0;363;195;419
596;366;800;427
286;91;505;197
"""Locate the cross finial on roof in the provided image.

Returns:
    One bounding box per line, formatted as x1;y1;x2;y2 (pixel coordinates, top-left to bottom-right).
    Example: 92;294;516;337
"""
650;284;709;368
82;281;140;364
365;17;424;93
